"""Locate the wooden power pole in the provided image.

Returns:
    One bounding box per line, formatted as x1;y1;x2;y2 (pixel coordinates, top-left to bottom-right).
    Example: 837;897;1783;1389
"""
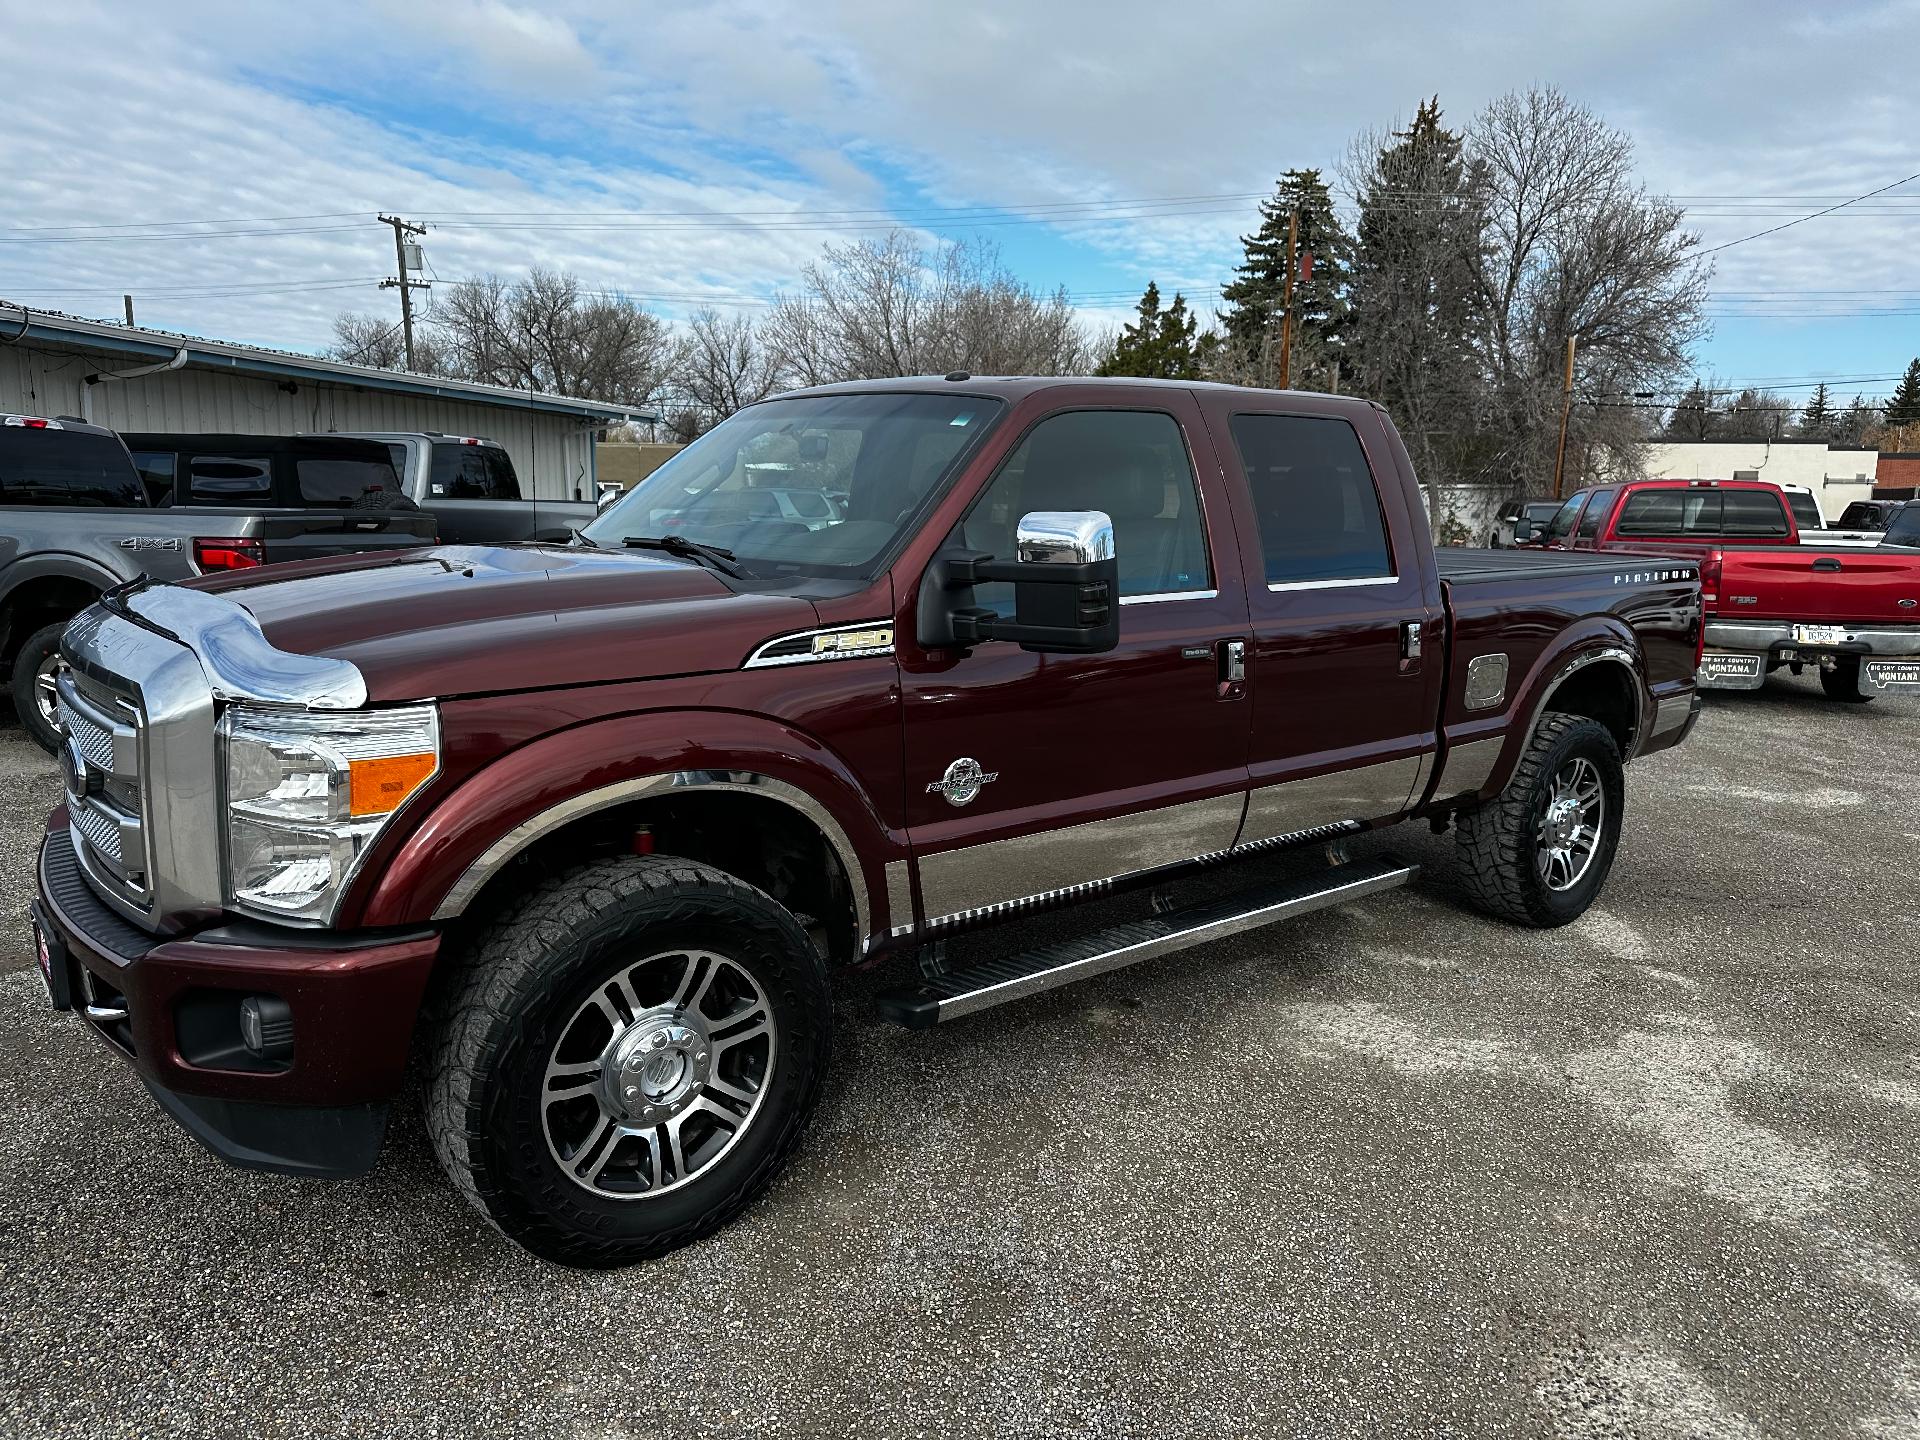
378;215;431;371
1551;335;1578;498
1277;210;1299;390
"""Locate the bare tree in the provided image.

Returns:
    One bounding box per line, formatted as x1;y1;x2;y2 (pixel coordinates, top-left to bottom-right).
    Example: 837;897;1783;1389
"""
764;232;1089;382
428;268;676;406
1467;87;1710;488
329;311;416;370
677;307;780;427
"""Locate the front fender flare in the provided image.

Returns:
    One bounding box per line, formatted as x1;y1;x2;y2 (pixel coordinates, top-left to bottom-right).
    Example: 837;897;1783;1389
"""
350;709;897;946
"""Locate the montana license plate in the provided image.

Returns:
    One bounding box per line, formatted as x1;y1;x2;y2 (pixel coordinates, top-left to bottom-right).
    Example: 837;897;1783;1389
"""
1698;651;1763;688
1864;659;1920;693
1793;623;1848;645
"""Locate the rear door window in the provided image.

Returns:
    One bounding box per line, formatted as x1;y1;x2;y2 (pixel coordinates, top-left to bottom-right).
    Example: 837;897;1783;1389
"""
429;443;521;500
0;429;145;506
130;451;178;505
1231;413;1393;584
1785;492;1823;530
189;456;273;504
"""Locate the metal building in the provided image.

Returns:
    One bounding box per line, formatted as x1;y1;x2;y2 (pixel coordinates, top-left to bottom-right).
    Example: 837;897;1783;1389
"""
0;306;652;500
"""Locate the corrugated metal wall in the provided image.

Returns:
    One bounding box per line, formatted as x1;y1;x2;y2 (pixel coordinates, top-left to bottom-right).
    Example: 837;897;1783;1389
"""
0;338;599;500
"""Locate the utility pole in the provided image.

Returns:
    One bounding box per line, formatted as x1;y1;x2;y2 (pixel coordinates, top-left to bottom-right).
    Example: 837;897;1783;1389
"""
1277;209;1298;390
378;215;431;371
1551;335;1578;499
122;295;135;327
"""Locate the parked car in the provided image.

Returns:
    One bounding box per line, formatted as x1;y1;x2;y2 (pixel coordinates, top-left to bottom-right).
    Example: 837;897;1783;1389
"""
1837;499;1903;532
35;376;1702;1266
1492;499;1561;548
0;414;435;750
326;431;604;543
1544;477;1920;701
123;433;417;512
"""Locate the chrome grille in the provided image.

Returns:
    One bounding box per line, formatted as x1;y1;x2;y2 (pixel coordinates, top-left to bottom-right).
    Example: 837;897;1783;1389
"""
57;694;114;770
67;797;125;865
56;669;148;900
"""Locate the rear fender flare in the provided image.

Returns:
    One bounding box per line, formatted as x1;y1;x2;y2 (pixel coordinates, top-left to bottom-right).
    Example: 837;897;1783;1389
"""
350;710;897;948
1487;625;1647;794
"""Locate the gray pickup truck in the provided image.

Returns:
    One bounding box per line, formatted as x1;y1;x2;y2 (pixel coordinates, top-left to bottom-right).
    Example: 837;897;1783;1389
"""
329;431;606;543
1;414;435;749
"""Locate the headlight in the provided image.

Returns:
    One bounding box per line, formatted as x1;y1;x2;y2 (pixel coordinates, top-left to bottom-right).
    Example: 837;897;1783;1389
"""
220;704;439;923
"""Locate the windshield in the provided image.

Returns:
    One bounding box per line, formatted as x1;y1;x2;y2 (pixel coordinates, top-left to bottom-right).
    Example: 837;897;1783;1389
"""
583;392;1001;578
1884;507;1919;547
1546;495;1584;541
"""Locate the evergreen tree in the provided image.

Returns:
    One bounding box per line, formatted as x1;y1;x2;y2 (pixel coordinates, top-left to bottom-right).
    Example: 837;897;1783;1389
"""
1794;381;1834;440
1218;169;1353;387
1885;358;1920;426
1096;281;1214;379
1837;394;1877;447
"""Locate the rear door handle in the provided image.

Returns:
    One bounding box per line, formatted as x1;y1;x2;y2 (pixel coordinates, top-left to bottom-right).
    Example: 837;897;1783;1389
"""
1217;638;1246;700
1402;621;1423;660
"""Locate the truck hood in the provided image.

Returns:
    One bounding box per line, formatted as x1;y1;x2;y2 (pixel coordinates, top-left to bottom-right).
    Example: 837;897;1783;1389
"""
195;543;818;702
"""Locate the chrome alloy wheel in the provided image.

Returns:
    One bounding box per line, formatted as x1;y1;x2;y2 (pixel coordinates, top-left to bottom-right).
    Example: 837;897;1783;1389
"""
34;655;60;731
1537;756;1604;892
541;949;776;1200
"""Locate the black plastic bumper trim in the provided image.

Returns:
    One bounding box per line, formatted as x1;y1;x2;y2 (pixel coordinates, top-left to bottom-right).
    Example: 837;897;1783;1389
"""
142;1081;389;1180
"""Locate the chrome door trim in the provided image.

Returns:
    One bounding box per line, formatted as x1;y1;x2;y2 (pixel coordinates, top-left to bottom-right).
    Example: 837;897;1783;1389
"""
1238;755;1423;846
432;769;874;950
1118;589;1220;606
916;791;1245;924
1266;575;1398;594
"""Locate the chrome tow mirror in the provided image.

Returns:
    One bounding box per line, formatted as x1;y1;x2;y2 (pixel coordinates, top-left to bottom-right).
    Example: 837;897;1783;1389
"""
916;507;1120;655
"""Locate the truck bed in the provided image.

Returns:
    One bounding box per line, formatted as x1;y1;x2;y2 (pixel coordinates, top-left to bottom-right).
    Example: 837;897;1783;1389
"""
1433;546;1696;584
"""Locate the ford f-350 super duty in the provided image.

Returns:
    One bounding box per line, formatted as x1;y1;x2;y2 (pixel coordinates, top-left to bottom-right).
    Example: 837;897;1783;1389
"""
34;377;1702;1267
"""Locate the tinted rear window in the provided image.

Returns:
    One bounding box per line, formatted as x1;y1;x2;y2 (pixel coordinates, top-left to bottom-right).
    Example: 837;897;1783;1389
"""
1615;487;1789;538
130;450;176;505
429;443;520;500
0;428;145;506
297;457;401;505
1786;492;1823;530
190;456;272;503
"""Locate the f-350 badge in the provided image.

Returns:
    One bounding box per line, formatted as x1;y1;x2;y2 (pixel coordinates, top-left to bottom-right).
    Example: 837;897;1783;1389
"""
928;757;997;807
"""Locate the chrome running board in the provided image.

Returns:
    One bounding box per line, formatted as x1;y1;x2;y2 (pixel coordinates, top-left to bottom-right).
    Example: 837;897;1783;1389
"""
875;854;1416;1029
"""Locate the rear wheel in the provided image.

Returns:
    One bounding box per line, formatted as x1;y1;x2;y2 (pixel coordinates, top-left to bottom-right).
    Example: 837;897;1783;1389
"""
426;855;831;1268
1820;657;1873;703
1455;712;1625;927
10;622;67;753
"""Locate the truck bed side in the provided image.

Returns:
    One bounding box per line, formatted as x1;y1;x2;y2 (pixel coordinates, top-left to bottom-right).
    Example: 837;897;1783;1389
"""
1419;548;1701;812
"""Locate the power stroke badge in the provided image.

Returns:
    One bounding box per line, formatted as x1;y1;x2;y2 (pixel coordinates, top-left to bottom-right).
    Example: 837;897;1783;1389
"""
928;757;997;807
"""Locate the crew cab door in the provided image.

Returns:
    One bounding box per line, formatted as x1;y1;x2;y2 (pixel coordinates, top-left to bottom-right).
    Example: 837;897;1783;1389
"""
896;394;1252;929
1200;398;1442;841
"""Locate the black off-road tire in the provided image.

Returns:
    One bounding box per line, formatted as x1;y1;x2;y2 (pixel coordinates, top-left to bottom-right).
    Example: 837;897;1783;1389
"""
1820;657;1873;703
1454;712;1625;928
425;855;832;1268
11;621;68;753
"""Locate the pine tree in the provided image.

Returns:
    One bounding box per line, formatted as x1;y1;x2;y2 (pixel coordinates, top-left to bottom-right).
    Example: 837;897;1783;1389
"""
1794;381;1834;440
1096;281;1214;379
1885;358;1920;426
1218;168;1353;387
1662;380;1718;441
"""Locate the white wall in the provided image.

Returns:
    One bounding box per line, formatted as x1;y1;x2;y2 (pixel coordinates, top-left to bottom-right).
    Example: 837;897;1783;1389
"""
0;338;601;501
1623;441;1878;522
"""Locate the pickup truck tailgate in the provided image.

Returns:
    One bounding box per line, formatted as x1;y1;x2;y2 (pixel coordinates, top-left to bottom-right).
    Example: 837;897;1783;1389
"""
1719;546;1920;625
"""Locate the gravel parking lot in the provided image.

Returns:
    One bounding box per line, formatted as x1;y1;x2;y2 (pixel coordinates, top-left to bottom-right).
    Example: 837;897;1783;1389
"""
0;676;1916;1438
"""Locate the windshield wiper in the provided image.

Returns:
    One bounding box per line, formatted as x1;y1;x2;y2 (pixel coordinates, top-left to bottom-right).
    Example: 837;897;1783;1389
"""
569;528;599;548
622;533;744;577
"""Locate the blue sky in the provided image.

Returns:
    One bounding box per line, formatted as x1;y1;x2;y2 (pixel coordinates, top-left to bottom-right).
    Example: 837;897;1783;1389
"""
4;0;1917;407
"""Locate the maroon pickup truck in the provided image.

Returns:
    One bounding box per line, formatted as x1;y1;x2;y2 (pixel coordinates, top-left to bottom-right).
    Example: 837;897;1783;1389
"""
34;377;1701;1266
1538;477;1920;700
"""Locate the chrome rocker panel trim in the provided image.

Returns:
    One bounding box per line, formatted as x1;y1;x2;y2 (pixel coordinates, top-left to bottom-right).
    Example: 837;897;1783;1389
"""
431;769;875;951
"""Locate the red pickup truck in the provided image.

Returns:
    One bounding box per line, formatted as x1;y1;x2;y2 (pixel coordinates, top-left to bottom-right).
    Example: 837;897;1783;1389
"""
1538;478;1920;701
35;377;1701;1266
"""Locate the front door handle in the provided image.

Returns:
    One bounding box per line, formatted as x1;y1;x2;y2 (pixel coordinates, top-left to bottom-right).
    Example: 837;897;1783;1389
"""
1217;638;1246;700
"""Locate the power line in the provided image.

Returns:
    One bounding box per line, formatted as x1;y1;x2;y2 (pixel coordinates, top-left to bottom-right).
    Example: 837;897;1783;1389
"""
1696;170;1920;256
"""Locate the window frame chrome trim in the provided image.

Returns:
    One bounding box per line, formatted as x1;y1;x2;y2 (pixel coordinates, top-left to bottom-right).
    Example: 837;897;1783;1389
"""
431;769;875;952
1265;575;1399;593
1118;588;1219;606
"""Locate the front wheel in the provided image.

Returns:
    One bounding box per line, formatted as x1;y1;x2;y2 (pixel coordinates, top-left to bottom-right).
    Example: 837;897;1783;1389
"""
1454;712;1625;927
425;856;832;1267
10;621;68;753
1820;657;1873;703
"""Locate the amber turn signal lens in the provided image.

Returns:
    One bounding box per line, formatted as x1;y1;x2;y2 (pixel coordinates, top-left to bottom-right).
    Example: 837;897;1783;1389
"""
348;752;437;817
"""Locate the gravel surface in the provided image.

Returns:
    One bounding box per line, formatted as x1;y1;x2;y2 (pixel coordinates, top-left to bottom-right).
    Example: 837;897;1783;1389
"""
0;675;1916;1438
